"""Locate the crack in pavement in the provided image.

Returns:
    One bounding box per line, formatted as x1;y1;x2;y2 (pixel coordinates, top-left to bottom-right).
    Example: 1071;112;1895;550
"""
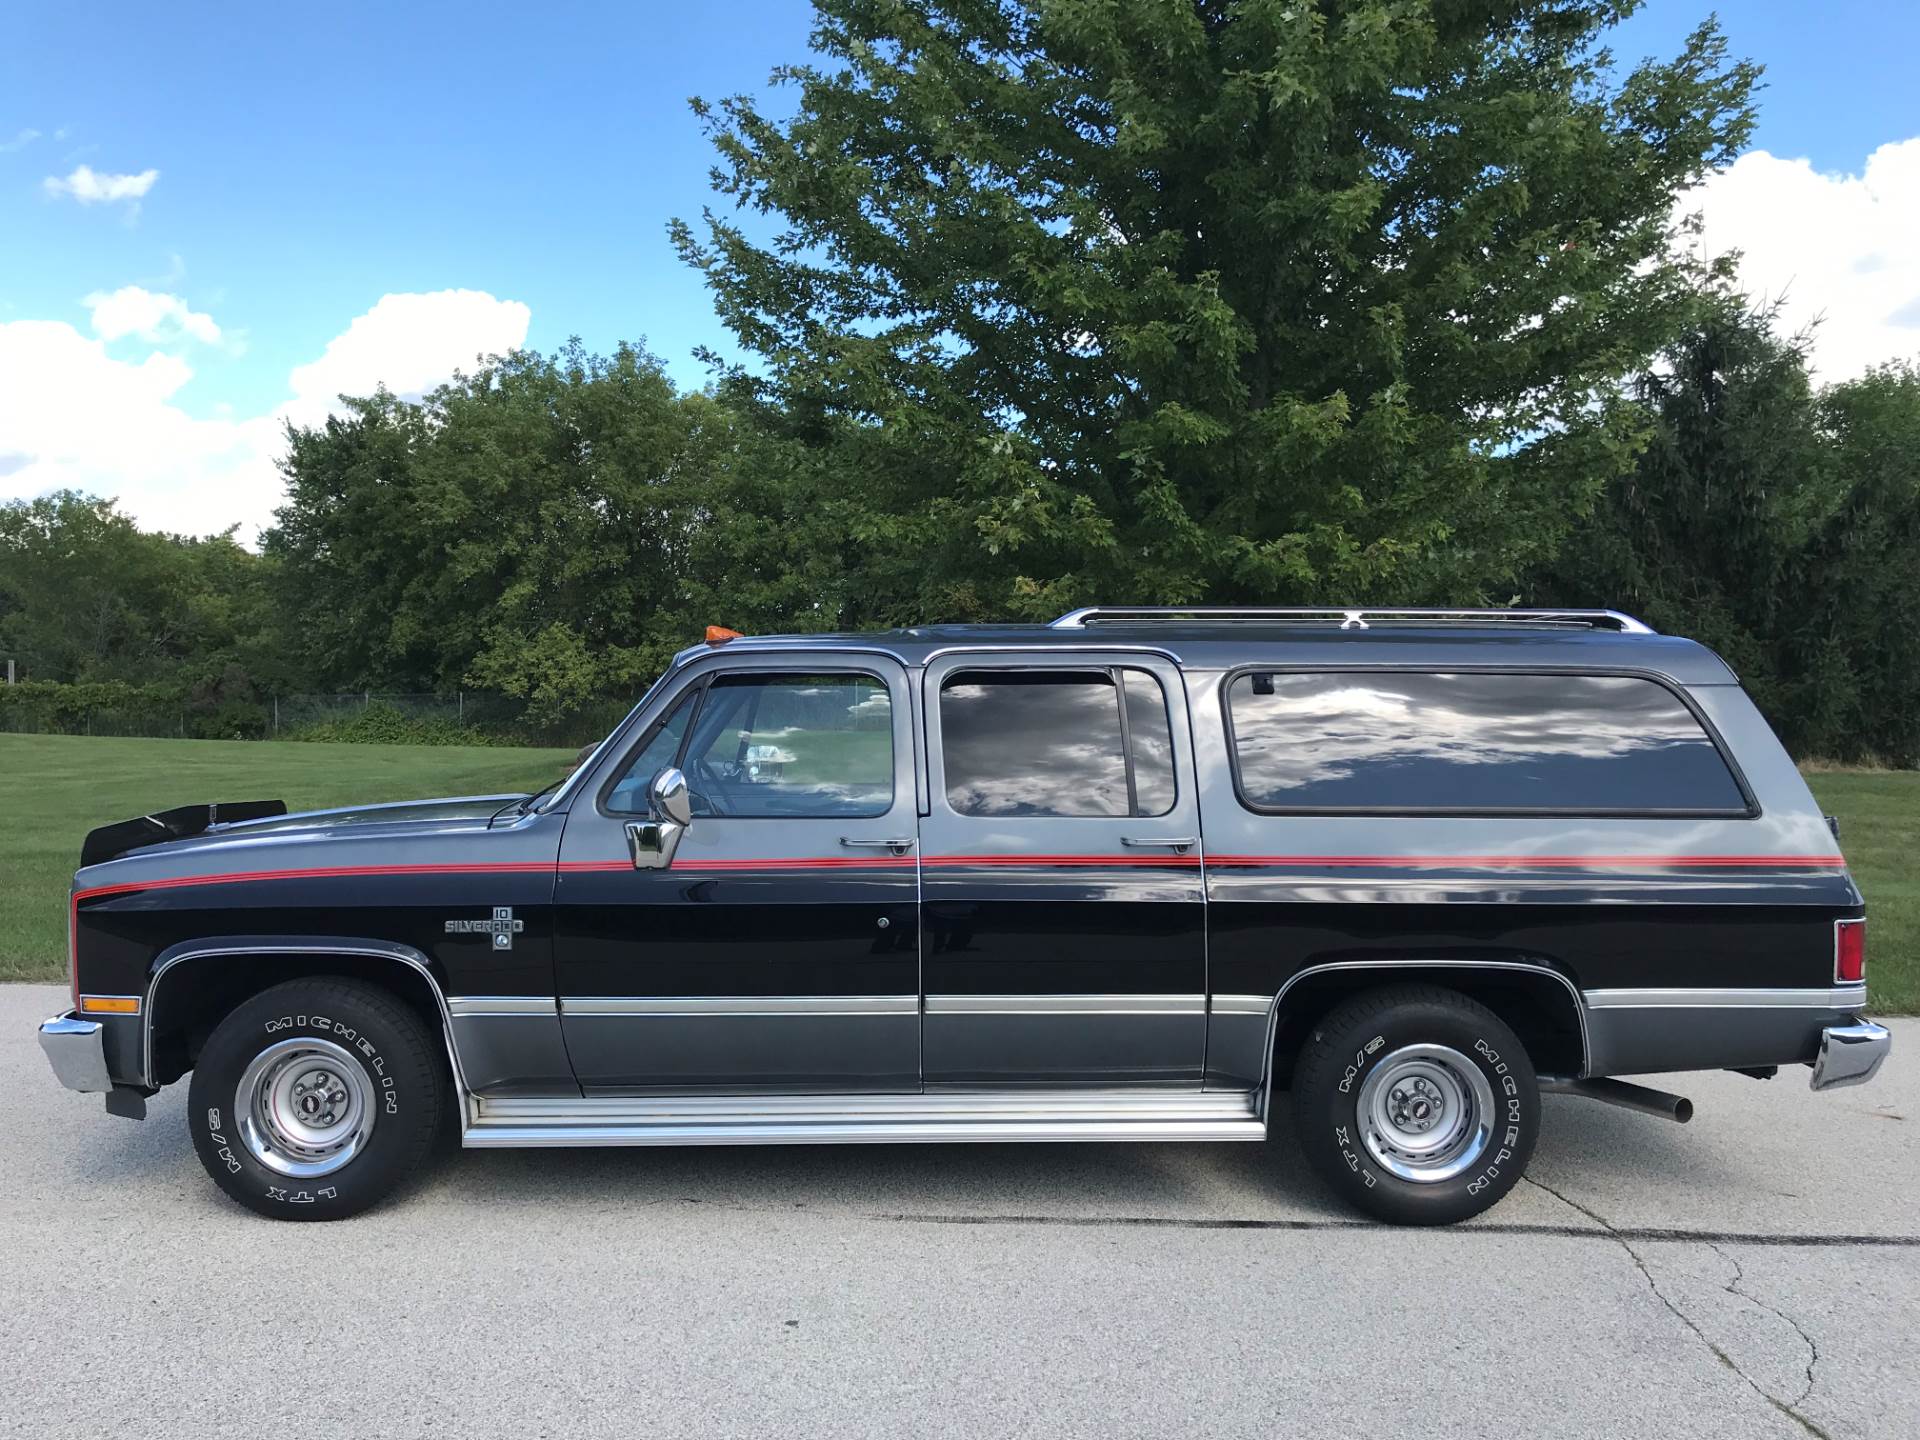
1709;1240;1822;1410
875;1210;1920;1246
1524;1176;1832;1440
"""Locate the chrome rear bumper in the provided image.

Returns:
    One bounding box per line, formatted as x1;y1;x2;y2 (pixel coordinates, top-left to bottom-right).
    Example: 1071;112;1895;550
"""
1809;1019;1891;1092
38;1012;113;1094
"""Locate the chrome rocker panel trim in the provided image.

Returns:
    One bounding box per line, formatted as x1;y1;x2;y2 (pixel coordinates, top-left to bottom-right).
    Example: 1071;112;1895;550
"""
1810;1020;1891;1092
1583;985;1869;1010
561;995;918;1017
463;1089;1263;1148
39;1012;113;1094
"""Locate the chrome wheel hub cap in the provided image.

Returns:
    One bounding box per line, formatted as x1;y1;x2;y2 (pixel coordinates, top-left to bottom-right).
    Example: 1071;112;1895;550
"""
236;1037;375;1178
1354;1043;1495;1184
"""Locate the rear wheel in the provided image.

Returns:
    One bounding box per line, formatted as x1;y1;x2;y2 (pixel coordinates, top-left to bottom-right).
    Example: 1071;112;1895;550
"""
1290;984;1539;1225
187;978;446;1220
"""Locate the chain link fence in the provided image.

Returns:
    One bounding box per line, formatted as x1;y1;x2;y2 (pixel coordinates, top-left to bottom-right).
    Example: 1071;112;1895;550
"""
0;686;633;750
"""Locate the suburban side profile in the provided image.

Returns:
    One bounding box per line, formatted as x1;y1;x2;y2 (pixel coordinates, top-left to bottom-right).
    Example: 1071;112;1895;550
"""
38;607;1891;1224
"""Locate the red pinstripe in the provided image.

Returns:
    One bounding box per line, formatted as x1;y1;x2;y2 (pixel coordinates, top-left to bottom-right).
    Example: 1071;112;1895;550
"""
69;850;1847;916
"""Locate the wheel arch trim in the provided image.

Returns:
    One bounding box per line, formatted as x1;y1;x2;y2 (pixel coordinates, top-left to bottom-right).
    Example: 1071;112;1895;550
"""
1255;959;1590;1121
143;936;471;1102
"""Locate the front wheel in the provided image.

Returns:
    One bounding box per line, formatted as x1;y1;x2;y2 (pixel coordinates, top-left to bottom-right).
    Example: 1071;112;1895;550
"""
187;978;447;1220
1290;984;1539;1225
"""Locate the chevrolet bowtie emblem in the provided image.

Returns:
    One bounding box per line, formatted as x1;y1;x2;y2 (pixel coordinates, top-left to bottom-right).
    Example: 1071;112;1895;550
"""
445;906;525;950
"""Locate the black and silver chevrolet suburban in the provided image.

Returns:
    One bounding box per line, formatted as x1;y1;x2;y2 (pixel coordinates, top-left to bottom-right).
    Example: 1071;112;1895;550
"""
39;607;1891;1224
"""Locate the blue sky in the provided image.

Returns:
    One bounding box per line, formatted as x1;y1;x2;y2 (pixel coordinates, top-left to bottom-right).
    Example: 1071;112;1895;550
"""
3;1;1918;536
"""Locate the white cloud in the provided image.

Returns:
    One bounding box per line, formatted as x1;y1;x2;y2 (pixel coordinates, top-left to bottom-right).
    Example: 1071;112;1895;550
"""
280;289;531;428
1681;137;1920;380
84;285;223;346
42;163;159;205
0;289;531;541
0;128;39;153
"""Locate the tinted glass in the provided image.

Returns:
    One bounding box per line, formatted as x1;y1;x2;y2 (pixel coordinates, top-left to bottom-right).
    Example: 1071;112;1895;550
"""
605;690;696;814
1227;671;1746;813
944;668;1188;818
1122;669;1177;817
680;673;893;818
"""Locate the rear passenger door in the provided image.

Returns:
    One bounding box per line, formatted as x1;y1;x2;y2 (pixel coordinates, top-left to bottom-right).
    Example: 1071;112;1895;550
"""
918;651;1207;1087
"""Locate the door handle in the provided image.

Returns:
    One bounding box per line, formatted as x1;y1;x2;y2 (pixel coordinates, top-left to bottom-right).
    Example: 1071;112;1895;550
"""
1121;836;1197;852
841;836;917;854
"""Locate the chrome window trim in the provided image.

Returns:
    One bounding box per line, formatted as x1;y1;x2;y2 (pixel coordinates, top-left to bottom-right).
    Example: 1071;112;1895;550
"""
1582;985;1869;1010
445;996;560;1018
143;938;471;1107
1257;960;1591;1120
924;993;1206;1016
560;994;919;1017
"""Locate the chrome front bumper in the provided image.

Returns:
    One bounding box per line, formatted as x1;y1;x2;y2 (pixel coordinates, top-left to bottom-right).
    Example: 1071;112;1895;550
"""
1809;1019;1891;1092
38;1012;113;1094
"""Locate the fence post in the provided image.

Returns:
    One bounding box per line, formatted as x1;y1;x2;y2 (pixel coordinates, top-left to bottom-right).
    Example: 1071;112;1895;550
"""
364;691;370;711
273;695;279;736
458;691;464;726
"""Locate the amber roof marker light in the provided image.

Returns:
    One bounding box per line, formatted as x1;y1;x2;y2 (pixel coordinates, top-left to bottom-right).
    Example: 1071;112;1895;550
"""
706;625;743;646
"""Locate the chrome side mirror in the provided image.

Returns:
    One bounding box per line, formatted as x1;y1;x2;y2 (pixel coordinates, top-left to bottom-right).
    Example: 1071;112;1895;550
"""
623;766;691;870
651;766;692;827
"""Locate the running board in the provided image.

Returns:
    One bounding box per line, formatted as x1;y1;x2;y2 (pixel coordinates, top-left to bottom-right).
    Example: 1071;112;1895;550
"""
462;1090;1265;1148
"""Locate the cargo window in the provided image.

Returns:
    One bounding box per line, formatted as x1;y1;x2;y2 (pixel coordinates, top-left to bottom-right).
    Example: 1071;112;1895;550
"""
940;668;1176;818
1225;671;1749;815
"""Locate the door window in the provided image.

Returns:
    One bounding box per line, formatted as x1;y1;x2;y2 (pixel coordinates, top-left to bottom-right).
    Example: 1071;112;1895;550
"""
939;668;1177;818
605;690;697;814
674;672;894;818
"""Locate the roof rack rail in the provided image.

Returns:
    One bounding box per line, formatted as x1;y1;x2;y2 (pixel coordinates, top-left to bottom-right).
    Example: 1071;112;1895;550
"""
1047;606;1657;634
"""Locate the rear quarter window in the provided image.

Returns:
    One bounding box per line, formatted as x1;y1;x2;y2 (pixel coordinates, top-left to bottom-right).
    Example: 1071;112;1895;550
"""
1224;671;1750;815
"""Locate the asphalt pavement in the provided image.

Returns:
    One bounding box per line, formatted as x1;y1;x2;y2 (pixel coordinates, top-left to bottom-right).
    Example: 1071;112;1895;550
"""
3;983;1914;1439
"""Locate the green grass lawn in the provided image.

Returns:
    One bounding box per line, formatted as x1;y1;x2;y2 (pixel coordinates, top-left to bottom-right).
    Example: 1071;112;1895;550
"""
0;734;575;982
2;734;1913;1011
1804;770;1918;1013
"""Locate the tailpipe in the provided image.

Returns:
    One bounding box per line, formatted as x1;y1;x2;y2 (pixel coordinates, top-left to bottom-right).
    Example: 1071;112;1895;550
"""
1541;1076;1693;1124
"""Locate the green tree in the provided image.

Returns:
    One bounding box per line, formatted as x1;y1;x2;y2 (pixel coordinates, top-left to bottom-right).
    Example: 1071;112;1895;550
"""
266;343;858;719
0;491;279;688
1535;296;1832;715
1538;298;1920;764
675;0;1758;618
1789;363;1920;762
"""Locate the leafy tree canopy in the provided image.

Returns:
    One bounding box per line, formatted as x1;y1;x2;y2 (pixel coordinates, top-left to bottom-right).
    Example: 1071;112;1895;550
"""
676;0;1758;618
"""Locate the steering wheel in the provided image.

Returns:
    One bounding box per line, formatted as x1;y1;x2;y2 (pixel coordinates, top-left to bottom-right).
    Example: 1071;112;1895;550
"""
689;756;733;816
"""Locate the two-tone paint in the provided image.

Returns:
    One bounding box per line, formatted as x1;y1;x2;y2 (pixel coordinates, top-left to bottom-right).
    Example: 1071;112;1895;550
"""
60;620;1874;1143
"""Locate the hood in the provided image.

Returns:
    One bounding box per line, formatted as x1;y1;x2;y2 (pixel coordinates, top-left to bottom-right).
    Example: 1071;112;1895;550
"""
80;793;531;870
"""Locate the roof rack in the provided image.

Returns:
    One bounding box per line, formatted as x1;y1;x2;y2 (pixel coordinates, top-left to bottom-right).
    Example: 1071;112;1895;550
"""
1047;606;1657;634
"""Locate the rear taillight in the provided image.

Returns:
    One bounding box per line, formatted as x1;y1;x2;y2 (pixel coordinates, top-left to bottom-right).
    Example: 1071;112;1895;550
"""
1835;918;1866;984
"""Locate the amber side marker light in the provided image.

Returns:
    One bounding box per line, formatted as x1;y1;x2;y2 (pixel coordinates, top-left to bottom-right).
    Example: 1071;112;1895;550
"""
1836;918;1866;984
706;625;742;645
79;995;141;1016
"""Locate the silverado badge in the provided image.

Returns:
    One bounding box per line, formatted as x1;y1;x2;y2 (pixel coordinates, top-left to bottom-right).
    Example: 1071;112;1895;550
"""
445;906;524;950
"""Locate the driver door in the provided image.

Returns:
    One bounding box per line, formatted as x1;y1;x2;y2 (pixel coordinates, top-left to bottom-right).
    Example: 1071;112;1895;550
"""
554;653;921;1094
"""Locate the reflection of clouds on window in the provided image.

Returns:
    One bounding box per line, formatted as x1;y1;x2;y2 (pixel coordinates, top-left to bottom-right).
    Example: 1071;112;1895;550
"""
1229;673;1745;812
942;672;1131;817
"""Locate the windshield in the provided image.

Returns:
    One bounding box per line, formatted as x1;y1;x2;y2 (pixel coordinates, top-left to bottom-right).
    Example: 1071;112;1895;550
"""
528;665;678;815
